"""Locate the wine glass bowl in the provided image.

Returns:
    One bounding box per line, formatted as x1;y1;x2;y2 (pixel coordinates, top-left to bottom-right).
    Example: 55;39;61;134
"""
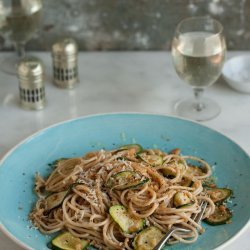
0;0;42;74
171;16;226;121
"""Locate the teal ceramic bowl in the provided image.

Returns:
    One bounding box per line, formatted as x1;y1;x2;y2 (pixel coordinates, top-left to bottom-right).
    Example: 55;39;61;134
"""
0;113;249;250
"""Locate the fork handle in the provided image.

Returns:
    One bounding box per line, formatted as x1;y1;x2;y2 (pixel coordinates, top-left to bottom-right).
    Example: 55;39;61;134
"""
153;227;176;250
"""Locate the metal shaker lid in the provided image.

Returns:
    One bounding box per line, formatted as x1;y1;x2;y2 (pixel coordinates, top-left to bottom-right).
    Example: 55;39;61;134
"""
17;56;44;79
52;38;78;56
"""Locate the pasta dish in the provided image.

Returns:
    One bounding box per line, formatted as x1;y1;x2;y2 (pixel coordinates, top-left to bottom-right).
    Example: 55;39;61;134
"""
30;144;232;250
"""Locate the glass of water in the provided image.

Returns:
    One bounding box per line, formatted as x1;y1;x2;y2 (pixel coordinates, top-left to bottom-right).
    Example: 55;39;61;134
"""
0;0;43;74
171;16;226;121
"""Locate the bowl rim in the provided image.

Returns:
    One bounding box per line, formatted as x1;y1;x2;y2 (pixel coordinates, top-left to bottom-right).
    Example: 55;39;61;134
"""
0;112;249;250
222;55;250;82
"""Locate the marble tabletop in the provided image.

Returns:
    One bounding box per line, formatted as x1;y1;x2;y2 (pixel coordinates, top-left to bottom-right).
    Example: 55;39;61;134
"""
0;51;249;250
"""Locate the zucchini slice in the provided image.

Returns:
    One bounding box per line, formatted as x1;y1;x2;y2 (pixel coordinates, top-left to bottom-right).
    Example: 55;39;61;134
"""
51;232;88;250
133;226;164;250
162;162;185;178
85;246;97;250
179;177;194;187
45;190;69;211
173;191;192;208
161;167;176;178
117;144;143;154
109;205;145;234
204;205;232;225
138;153;163;167
206;188;232;203
106;171;149;190
186;165;204;176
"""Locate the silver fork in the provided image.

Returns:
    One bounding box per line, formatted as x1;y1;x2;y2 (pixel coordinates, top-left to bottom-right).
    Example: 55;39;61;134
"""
153;200;208;250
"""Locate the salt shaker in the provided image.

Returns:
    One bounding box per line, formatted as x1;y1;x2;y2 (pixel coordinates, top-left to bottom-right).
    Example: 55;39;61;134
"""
52;38;78;89
17;56;45;110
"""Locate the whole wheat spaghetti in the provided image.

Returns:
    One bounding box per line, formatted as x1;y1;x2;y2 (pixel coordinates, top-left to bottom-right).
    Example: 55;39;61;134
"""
30;145;216;249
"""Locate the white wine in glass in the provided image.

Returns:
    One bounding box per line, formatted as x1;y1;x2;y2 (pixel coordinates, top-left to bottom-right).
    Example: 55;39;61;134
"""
0;0;42;74
172;17;226;121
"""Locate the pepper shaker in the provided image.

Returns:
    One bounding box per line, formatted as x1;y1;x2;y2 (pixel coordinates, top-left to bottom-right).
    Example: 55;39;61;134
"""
52;38;78;89
17;56;45;110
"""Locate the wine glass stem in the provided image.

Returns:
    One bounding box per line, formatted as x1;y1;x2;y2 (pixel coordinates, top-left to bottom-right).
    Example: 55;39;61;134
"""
15;42;25;58
193;87;205;111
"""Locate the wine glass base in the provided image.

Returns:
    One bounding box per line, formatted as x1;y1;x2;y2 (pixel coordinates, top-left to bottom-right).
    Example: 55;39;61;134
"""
0;55;21;75
175;97;221;122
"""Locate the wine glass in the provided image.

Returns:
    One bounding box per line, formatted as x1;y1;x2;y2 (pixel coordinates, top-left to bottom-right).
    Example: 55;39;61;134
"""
0;0;43;74
171;16;226;121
